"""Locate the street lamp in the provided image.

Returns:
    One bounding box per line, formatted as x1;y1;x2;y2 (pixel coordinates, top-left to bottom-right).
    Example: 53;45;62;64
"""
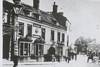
10;0;22;60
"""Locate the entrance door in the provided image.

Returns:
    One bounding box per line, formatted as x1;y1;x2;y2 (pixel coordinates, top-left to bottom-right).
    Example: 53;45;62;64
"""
3;34;10;59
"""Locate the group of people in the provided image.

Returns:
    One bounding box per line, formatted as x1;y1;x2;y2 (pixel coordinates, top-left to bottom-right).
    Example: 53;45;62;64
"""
65;46;78;63
87;50;100;63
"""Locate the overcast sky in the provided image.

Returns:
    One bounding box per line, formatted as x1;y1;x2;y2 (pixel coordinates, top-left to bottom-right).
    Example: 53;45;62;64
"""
7;0;100;44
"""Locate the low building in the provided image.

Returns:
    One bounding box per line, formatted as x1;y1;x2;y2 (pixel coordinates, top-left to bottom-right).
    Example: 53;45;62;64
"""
3;0;69;62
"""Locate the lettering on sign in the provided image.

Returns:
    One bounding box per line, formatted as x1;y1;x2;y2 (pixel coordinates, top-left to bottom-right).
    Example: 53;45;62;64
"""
33;23;41;28
32;34;40;38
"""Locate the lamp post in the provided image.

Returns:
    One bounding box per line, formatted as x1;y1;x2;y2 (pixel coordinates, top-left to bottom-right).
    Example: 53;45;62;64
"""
66;20;71;47
10;0;22;60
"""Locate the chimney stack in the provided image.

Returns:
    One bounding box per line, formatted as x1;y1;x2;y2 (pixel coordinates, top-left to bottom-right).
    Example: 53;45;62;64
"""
53;2;58;14
33;0;40;9
13;0;21;5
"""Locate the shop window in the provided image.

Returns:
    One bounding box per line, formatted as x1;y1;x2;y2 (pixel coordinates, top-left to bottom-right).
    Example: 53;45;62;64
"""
27;24;32;36
51;30;54;41
35;44;44;56
57;32;60;42
41;28;45;40
39;45;43;56
19;42;30;56
20;43;23;55
19;22;24;36
62;33;65;42
24;43;28;55
23;9;30;16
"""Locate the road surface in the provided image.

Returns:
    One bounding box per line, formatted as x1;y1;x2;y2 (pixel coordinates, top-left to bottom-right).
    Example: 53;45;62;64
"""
3;55;100;67
55;55;100;67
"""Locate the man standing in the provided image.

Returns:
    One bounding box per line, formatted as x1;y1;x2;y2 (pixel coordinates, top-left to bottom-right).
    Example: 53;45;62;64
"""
87;51;94;62
65;49;69;63
74;46;77;60
13;55;18;67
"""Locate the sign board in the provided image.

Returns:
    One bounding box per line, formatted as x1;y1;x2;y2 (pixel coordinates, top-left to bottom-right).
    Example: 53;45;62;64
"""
33;23;41;28
32;34;40;38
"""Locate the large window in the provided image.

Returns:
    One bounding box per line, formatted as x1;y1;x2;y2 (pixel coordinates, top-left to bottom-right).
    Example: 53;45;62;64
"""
19;42;30;56
51;30;55;41
19;22;24;36
41;28;45;40
57;32;60;42
62;33;65;42
35;44;44;57
27;24;32;36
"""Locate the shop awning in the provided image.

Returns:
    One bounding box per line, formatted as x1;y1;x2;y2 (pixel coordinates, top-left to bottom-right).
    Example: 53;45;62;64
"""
34;36;45;44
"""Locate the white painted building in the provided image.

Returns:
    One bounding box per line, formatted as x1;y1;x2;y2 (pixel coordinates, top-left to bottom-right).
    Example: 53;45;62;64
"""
3;0;69;62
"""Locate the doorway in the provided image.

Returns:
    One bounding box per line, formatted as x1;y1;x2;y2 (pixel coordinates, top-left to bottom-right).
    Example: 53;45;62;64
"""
3;34;10;59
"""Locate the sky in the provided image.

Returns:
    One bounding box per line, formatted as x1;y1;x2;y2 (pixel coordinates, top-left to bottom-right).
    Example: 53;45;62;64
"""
6;0;100;44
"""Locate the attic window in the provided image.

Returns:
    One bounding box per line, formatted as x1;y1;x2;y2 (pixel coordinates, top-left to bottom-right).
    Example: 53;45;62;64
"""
23;9;30;16
56;22;60;26
34;13;39;20
51;18;56;24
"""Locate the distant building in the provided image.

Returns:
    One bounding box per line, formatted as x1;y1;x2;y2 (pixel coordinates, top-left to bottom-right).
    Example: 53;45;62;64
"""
3;0;69;62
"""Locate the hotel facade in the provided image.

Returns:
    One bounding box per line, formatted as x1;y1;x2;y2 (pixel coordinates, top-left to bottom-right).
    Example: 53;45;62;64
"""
3;0;69;62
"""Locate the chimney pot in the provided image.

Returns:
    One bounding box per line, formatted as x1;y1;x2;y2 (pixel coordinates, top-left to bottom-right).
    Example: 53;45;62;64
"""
53;2;58;14
33;0;40;9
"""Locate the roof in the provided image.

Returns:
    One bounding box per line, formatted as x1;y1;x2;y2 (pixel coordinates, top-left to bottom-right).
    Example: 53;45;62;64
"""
52;12;67;27
3;1;67;30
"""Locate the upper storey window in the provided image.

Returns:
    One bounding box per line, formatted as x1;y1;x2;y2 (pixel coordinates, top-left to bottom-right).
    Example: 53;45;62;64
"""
19;22;24;36
51;30;55;41
27;24;32;36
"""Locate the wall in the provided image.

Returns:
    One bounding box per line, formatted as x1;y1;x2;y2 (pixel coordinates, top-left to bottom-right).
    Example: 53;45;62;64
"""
17;16;67;55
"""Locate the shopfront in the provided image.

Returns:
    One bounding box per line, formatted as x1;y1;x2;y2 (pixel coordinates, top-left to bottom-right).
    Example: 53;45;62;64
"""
31;36;45;61
56;42;64;61
18;41;32;61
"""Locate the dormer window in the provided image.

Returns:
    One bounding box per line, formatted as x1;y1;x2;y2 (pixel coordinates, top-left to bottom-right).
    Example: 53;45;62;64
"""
56;22;60;26
23;9;30;16
28;12;33;17
39;16;41;20
51;18;56;24
34;13;39;20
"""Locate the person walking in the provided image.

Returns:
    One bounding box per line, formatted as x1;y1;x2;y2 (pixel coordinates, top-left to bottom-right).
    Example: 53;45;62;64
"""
74;46;77;60
87;51;94;63
65;48;70;63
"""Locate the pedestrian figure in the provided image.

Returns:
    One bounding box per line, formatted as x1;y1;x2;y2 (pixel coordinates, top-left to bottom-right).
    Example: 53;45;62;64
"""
52;54;56;62
13;55;18;67
74;46;77;60
70;49;74;60
87;51;94;62
71;52;74;60
65;47;71;63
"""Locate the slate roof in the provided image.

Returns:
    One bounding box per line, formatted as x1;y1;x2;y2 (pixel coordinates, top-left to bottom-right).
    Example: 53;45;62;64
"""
3;1;67;30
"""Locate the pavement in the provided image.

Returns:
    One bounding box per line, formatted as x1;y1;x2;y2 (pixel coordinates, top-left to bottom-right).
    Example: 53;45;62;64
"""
55;55;100;67
3;55;100;67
